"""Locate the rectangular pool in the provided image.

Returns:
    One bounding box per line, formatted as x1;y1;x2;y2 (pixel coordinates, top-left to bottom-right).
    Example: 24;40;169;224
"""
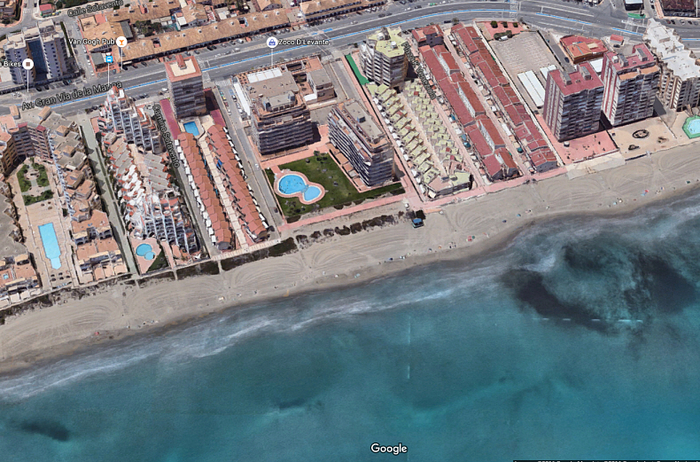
183;122;200;137
38;223;62;270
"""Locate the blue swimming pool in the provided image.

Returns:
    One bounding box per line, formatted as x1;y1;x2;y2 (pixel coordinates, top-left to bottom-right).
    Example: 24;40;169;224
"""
183;122;200;137
685;117;700;137
277;172;324;203
135;243;155;260
278;174;306;195
38;223;61;270
303;185;322;202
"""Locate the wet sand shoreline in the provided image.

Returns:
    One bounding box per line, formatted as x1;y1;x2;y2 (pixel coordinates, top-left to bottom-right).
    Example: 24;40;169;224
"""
2;143;700;375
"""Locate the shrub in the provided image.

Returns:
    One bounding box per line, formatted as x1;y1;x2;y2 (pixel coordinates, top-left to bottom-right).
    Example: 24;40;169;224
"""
490;21;498;28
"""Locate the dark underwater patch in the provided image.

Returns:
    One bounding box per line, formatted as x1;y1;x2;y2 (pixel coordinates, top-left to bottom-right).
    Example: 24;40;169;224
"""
635;254;697;314
503;269;607;332
17;420;70;442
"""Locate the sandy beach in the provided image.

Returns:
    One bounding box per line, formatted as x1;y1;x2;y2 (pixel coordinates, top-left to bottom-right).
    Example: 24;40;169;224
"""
2;142;700;374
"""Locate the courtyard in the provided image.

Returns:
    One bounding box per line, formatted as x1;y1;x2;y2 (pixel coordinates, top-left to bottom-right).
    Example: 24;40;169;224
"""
265;152;403;220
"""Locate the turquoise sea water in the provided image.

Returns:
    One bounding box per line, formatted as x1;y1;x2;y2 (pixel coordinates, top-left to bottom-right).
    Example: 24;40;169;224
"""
3;191;700;460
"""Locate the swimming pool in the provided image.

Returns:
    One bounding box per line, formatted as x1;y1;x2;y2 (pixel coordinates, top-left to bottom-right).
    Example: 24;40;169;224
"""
683;116;700;139
183;122;200;137
276;172;325;204
38;223;61;270
135;243;155;260
303;185;322;202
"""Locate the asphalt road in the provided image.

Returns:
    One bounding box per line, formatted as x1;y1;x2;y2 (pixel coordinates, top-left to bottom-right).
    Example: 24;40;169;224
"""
5;0;700;117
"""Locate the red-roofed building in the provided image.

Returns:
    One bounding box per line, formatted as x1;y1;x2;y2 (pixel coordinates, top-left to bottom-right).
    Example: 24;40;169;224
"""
467;125;492;159
206;125;268;242
543;62;604;141
451;24;480;57
560;35;608;64
178;132;234;250
39;3;55;17
477;117;505;150
412;25;443;47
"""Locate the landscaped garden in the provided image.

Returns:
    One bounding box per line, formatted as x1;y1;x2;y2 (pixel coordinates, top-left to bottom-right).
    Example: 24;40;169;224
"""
17;161;54;206
266;151;404;220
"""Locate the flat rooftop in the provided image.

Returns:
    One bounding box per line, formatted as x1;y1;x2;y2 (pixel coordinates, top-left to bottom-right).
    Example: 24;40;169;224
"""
164;55;202;83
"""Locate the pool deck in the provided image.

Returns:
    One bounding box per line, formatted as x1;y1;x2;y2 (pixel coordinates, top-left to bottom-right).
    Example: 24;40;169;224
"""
274;169;326;205
129;235;162;274
9;159;77;290
610;116;680;158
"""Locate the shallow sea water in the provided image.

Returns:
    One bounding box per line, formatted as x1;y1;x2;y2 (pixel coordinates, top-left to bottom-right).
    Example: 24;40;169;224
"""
2;191;700;461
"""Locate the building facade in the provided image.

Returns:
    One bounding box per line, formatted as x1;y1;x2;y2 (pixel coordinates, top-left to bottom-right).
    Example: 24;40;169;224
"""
164;55;207;119
3;20;71;85
328;100;394;187
100;86;161;153
601;44;660;126
246;72;314;155
644;20;700;112
360;27;408;88
543;62;604;141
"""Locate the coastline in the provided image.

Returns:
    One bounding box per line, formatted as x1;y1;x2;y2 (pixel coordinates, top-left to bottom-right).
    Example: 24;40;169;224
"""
2;143;700;375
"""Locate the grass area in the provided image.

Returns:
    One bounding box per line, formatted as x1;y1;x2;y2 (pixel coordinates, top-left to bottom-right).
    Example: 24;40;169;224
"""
147;245;169;272
345;54;369;86
266;152;404;219
17;165;31;193
35;163;50;188
23;190;53;206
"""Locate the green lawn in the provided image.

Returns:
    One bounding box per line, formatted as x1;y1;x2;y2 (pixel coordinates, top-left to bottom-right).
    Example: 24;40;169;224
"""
147;247;169;272
345;54;369;86
36;163;50;188
23;190;53;206
17;165;31;193
266;152;403;219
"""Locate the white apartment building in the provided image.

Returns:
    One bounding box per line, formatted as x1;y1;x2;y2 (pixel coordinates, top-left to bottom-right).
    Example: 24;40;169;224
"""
3;20;70;85
644;19;700;111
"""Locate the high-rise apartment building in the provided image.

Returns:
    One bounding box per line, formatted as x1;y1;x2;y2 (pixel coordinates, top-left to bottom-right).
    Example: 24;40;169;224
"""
164;55;207;119
3;20;70;85
543;62;604;141
601;44;660;126
644;19;700;111
328;100;394;187
246;71;314;155
100;87;161;153
360;27;408;88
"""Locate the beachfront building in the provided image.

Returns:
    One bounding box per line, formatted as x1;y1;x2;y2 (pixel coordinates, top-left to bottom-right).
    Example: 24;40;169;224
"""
70;209;126;281
246;71;314;155
102;132;199;254
644;19;700;111
360;27;408;88
3;20;71;85
543;62;604;141
164;55;207;119
99;87;161;153
177;132;235;251
206;125;268;243
0;254;39;301
328;100;394;187
601;44;660;127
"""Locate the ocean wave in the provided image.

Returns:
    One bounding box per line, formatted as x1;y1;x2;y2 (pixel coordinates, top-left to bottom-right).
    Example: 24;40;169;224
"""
4;190;700;399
